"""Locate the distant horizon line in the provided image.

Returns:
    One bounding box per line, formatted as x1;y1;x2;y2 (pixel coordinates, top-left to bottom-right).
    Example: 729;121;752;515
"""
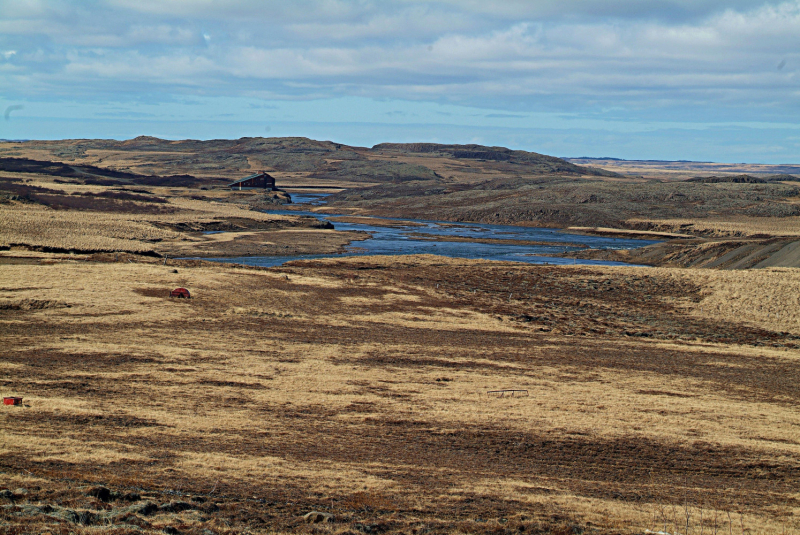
1;136;798;167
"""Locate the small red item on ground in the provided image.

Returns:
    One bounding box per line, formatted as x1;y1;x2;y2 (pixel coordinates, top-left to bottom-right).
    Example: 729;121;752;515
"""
170;288;191;298
3;397;22;406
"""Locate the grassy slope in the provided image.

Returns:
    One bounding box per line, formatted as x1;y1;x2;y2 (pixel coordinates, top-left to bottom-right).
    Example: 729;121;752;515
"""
325;176;800;229
0;173;358;257
0;137;442;183
2;256;800;534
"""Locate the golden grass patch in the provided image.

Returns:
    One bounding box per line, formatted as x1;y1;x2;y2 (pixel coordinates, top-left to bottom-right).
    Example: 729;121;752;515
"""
0;184;333;257
628;216;800;237
689;267;800;334
2;257;799;534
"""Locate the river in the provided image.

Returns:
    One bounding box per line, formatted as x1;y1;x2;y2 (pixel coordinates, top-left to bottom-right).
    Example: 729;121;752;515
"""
207;193;659;268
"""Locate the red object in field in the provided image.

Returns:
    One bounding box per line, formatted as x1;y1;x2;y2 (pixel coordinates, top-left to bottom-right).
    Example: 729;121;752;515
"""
170;287;191;299
3;397;22;406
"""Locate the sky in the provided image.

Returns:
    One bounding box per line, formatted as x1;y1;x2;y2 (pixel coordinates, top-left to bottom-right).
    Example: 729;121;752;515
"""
0;0;798;163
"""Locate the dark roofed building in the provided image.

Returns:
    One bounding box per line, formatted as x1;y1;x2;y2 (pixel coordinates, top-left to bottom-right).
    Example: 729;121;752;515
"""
228;171;276;190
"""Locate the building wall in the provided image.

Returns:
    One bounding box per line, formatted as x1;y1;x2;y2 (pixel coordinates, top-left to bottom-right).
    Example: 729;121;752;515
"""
230;174;276;190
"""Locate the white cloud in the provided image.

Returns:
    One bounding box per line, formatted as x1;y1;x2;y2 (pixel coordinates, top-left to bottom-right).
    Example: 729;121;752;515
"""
0;0;798;127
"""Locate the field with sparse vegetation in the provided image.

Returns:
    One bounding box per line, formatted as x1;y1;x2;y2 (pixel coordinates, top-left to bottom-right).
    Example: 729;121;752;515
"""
2;255;800;535
0;172;361;258
2;137;800;535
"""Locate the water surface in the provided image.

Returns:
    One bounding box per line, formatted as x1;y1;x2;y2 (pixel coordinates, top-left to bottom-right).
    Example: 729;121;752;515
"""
208;194;658;268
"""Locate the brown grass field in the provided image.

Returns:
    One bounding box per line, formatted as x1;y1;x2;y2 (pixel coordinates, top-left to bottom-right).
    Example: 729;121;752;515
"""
2;140;800;534
564;159;800;180
2;254;800;535
0;174;363;258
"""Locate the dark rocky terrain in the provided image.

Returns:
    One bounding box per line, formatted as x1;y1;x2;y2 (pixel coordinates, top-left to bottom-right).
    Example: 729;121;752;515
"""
371;143;618;177
326;175;800;228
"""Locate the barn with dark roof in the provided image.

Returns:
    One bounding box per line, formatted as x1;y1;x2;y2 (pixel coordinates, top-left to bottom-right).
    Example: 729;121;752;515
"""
228;171;276;190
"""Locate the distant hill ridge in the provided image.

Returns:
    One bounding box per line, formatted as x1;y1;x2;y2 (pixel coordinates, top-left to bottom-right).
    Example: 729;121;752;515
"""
0;156;201;186
373;142;618;176
688;174;800;183
0;136;620;182
688;175;767;184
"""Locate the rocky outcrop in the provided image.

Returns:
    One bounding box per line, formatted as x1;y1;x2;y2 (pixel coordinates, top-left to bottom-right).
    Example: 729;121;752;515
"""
303;511;335;523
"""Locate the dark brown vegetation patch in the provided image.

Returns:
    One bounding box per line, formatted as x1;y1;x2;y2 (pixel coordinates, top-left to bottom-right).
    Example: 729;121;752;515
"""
0;476;595;535
0;156;220;187
283;260;797;347
74;190;168;203
0;299;69;311
635;389;696;398
14;411;161;429
0;177;176;213
687;174;766;183
327;175;800;228
134;288;172;298
1;349;161;371
195;379;267;389
29;193;176;214
4;407;798;525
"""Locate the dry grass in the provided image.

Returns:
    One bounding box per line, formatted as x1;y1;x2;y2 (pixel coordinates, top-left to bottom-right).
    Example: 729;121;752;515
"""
566;157;800;179
682;267;800;334
0;179;348;256
568;226;695;238
628;217;800;237
2;255;799;534
0;203;178;253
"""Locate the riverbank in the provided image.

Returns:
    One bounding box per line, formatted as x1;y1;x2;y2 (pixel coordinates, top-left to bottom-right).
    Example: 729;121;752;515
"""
0;183;367;259
558;235;800;269
207;207;659;268
0;175;657;267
